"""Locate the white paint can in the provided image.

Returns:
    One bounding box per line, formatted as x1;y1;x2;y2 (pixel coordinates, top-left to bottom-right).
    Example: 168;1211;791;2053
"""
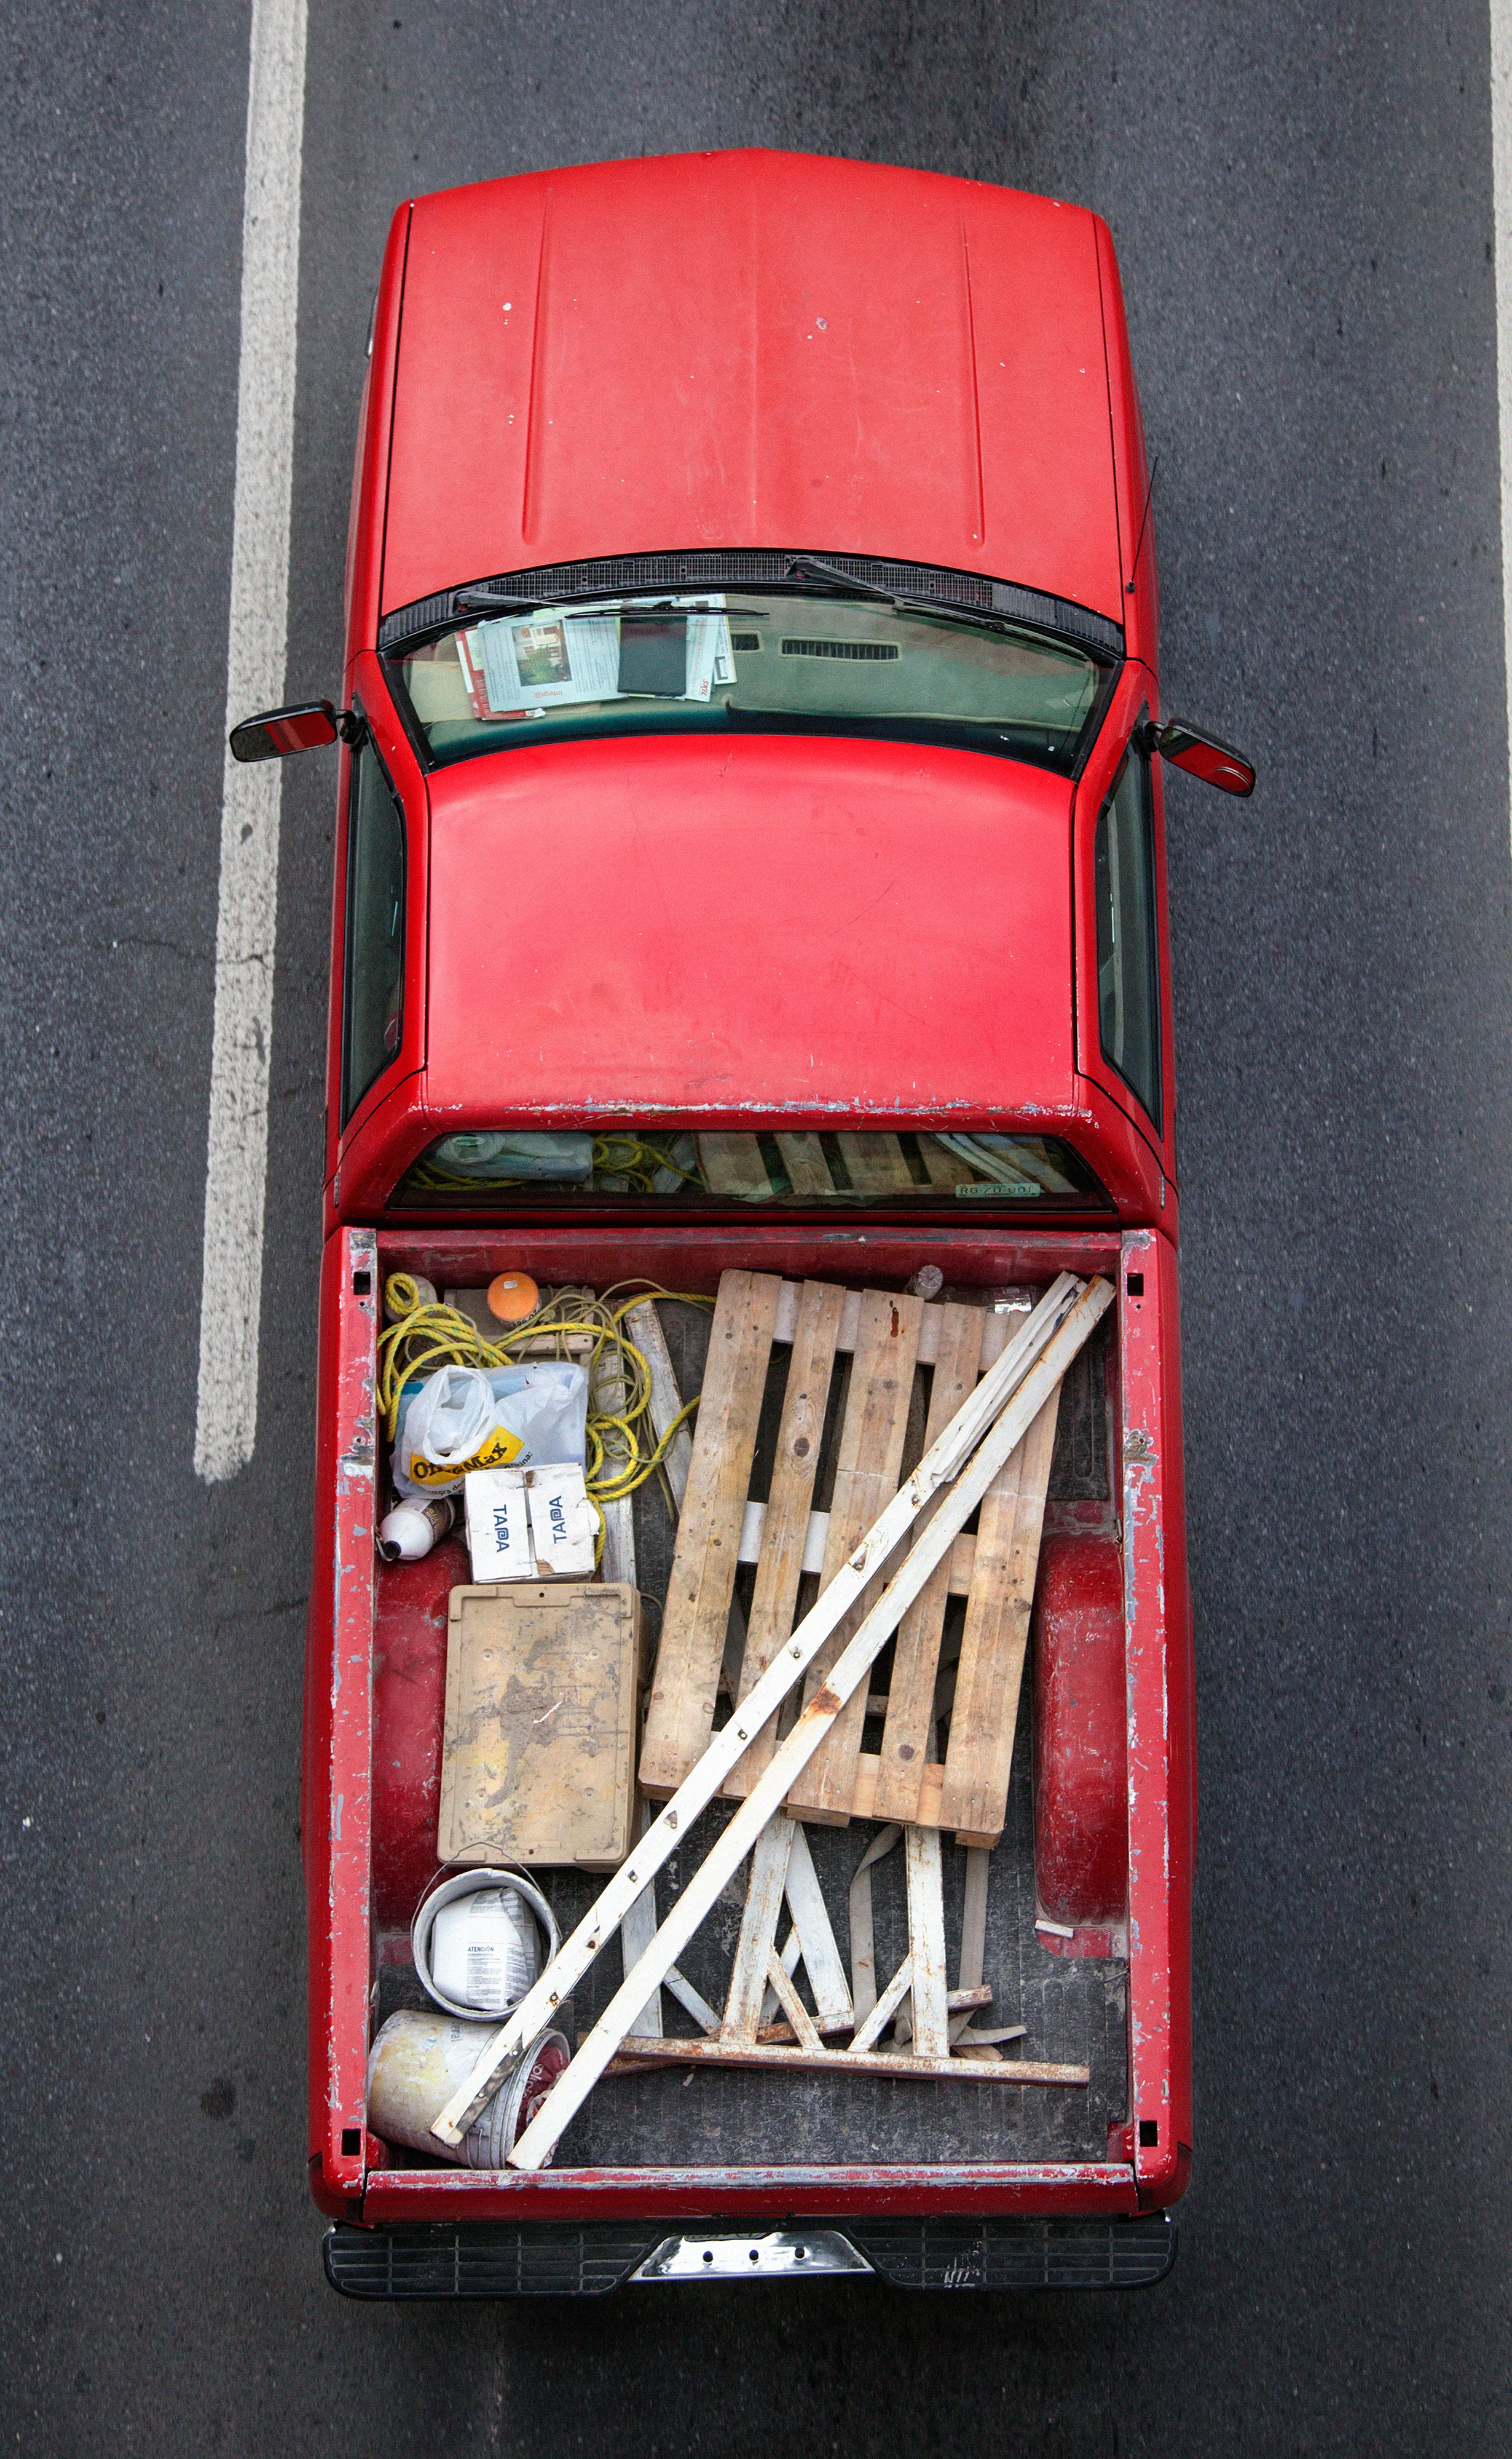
366;2010;570;2168
411;1866;560;2019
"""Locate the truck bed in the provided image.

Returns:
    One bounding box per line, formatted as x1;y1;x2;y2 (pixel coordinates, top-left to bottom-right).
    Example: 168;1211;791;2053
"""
310;1220;1183;2219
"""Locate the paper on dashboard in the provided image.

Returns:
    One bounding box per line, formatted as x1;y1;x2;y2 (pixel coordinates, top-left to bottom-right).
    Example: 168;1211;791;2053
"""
686;609;736;700
462;610;622;716
457;599;734;717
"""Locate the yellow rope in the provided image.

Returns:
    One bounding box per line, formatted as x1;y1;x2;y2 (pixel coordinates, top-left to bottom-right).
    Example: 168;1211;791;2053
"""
378;1276;712;1508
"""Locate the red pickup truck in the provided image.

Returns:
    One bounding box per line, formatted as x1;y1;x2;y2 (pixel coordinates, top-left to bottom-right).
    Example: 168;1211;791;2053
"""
236;148;1251;2295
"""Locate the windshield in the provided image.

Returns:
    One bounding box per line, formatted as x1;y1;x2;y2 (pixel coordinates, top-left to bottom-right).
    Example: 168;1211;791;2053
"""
387;589;1109;776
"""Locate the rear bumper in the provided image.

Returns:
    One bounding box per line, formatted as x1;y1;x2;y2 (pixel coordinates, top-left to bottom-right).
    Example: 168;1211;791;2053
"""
325;2211;1176;2297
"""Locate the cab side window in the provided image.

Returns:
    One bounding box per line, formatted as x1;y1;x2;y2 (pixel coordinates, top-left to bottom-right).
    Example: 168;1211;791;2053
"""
1094;746;1162;1131
341;738;405;1126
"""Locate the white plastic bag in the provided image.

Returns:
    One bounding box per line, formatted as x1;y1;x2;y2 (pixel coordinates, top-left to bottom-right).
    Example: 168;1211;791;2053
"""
393;1360;589;1496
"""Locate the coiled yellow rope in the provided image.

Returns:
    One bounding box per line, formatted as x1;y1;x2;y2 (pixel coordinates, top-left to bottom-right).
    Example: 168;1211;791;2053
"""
377;1276;712;1551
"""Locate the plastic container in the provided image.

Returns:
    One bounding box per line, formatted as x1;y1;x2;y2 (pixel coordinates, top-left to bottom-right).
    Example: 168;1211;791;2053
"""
411;1867;559;2019
384;1272;437;1320
376;1494;456;1563
366;2010;570;2168
487;1269;540;1323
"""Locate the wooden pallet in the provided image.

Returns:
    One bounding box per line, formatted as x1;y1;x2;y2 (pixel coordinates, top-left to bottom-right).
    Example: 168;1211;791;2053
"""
696;1128;979;1200
637;1269;1063;1844
693;1127;1066;1199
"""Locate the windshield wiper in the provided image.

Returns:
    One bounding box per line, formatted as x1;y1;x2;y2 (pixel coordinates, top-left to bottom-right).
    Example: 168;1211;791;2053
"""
783;552;896;600
457;589;769;621
454;586;546;614
782;555;1012;637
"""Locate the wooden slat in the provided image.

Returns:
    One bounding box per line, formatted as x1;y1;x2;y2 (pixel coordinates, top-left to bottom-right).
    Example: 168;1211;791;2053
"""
722;1816;793;2044
618;1799;663;2037
610;2035;1089;2085
638;1270;782;1794
847;1822;901;2016
763;1951;824;2051
915;1134;974;1189
780;1820;853;2022
998;1138;1079;1196
872;1304;984;1821
599;1494;636;1587
837;1130;915;1193
774;1131;835;1194
665;1968;722;2032
939;1386;1061;1843
850;1954;915;2055
959;1845;990;1991
440;1289;596;1358
758;1917;803;2026
601;1984;997;2074
726;1281;844;1794
770;1283;1025;1365
696;1131;770;1198
784;1289;924;1822
622;1299;694;1507
904;1825;950;2059
618;1863;725;2039
851;1754;943;1824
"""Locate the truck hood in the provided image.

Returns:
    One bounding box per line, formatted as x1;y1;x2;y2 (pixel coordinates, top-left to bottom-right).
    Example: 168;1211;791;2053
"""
382;149;1122;622
421;733;1075;1121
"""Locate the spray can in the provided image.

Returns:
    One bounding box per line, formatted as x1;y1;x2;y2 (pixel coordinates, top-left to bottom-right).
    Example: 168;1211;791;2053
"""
377;1494;457;1563
366;2010;570;2168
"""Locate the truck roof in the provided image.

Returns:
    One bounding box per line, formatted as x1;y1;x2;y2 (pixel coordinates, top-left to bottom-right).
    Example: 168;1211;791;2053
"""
379;149;1124;622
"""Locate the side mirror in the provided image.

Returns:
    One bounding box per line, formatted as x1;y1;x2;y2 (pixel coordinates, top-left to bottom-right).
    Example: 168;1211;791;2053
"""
228;699;360;764
1144;718;1254;798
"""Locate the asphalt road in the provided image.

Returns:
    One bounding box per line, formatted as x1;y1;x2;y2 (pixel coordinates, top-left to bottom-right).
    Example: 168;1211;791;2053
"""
3;2;1510;2449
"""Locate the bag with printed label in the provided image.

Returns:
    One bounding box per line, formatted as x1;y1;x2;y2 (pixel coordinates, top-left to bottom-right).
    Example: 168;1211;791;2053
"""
393;1360;588;1496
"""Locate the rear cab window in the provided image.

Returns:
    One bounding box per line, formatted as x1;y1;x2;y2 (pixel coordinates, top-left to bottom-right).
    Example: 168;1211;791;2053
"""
388;1126;1112;1211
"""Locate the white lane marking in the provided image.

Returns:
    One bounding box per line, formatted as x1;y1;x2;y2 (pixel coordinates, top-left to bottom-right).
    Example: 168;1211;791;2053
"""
1494;0;1512;815
194;0;309;1483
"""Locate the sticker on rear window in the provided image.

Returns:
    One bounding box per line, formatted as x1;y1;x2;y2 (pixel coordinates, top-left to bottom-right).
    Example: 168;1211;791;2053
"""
955;1180;1040;1199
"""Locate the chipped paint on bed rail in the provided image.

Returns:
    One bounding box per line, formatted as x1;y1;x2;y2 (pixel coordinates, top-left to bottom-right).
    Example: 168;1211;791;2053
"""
360;2158;1142;2226
1119;1229;1185;2202
320;1230;380;2188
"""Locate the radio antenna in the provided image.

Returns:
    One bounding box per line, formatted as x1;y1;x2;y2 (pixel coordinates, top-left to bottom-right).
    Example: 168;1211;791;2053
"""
1125;454;1160;596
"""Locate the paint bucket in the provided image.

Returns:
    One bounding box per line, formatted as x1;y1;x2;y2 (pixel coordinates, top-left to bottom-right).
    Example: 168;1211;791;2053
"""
366;2010;570;2168
411;1866;560;2019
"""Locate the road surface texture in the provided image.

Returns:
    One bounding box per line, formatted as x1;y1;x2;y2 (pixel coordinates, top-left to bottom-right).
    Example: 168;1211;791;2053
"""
2;2;1509;2450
